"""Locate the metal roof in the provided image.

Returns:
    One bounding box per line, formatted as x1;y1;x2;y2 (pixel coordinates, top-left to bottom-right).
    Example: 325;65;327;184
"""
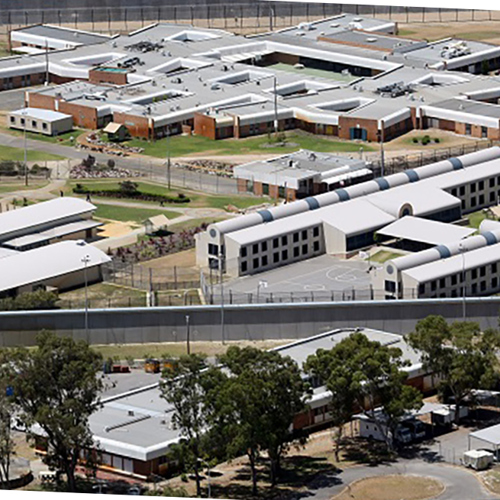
0;198;96;242
377;216;476;246
10;107;72;122
469;423;500;447
12;24;111;46
0;240;110;293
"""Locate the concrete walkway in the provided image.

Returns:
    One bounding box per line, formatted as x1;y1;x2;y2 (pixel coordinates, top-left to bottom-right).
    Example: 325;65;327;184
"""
297;459;498;500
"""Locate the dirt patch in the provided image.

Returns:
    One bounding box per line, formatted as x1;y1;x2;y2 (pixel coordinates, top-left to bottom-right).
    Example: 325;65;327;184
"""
98;221;136;238
386;129;481;152
333;474;445;500
138;248;196;270
399;20;500;44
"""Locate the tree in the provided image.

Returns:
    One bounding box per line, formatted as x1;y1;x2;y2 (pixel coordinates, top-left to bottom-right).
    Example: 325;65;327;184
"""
6;331;103;492
119;180;139;195
160;354;209;498
306;333;422;452
210;347;309;493
0;355;15;490
408;315;500;423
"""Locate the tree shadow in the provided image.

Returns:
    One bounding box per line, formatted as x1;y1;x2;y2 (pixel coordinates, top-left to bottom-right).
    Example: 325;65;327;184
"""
341;438;397;467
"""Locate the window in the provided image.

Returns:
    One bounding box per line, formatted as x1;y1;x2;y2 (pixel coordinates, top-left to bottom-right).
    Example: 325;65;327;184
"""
278;186;285;198
281;235;287;246
262;255;268;266
385;280;396;293
480;266;486;277
479;180;485;191
253;257;259;268
472;283;477;294
240;247;247;258
451;290;457;297
431;281;437;291
262;183;269;195
261;241;267;252
293;233;299;243
273;252;279;263
313;241;320;252
418;283;425;295
9;116;14;123
479;194;485;205
451;188;457;197
493;263;498;274
273;238;279;249
482;126;488;138
481;281;487;292
465;123;472;135
439;278;446;288
252;243;258;254
302;244;308;255
241;261;247;273
471;197;477;208
493;277;499;289
313;226;319;237
20;118;25;126
472;269;478;279
293;247;300;257
491;192;496;203
451;274;457;286
460;186;465;196
470;183;476;193
282;250;288;261
246;180;253;193
490;178;495;188
302;230;307;240
208;243;219;256
32;120;37;128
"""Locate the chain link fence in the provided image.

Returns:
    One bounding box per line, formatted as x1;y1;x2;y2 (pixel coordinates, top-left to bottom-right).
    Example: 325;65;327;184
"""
0;5;498;37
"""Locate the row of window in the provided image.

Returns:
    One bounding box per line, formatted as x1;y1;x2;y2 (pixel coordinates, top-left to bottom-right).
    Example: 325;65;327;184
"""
240;227;321;258
421;277;500;298
10;116;48;130
240;241;321;273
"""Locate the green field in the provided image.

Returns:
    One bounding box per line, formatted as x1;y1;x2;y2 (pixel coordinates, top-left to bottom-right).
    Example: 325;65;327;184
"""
3;128;85;146
125;132;374;158
369;250;404;264
0;145;65;162
467;209;493;229
94;203;181;223
0;181;48;193
70;179;264;210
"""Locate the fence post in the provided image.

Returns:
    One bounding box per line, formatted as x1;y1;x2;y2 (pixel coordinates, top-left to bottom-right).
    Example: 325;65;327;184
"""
174;266;177;288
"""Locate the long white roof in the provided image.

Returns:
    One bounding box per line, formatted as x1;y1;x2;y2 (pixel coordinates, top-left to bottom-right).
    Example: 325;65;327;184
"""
0;197;96;241
0;240;110;293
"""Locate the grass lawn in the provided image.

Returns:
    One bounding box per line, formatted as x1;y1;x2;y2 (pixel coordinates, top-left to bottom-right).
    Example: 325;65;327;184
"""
369;250;404;263
333;475;444;500
2;127;85;146
125;132;375;158
467;209;494;229
94;203;181;223
171;216;227;232
69;179;264;210
0;145;65;162
0;181;48;193
0;42;10;58
90;340;293;361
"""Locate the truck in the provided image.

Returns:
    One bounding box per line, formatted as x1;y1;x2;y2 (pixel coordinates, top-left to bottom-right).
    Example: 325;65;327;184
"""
357;414;412;445
402;418;427;441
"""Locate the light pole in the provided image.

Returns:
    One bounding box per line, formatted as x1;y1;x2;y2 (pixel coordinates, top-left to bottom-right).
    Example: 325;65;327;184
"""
379;120;385;178
81;254;91;340
459;242;466;320
219;250;225;345
166;125;171;190
256;280;268;303
273;76;279;140
185;315;191;355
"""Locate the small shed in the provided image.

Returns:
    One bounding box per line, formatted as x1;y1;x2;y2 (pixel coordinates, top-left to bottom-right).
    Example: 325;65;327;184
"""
143;214;169;235
103;122;129;142
9;108;73;136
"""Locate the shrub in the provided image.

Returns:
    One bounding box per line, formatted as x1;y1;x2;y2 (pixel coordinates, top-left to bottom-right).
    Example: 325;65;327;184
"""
0;289;59;311
412;137;419;144
434;138;440;143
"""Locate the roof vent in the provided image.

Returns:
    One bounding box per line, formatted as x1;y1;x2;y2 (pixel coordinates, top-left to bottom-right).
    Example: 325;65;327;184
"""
366;37;377;43
128;410;134;417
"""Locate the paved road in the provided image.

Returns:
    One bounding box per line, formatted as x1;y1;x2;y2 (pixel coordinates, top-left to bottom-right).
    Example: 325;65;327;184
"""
297;459;498;500
0;131;239;195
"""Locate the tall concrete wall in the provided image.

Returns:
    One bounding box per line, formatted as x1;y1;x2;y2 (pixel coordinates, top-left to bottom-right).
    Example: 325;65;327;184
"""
1;298;499;347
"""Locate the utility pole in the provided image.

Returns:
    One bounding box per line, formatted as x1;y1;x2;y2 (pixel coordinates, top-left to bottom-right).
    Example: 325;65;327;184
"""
82;254;91;341
23;107;28;186
380;120;385;178
45;39;49;85
459;242;466;320
273;76;279;140
166;125;171;190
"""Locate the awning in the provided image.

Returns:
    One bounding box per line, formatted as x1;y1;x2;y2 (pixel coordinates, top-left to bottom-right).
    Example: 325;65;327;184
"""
103;122;125;134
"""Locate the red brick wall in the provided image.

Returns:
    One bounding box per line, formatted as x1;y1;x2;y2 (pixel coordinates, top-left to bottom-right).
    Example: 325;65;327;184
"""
193;113;217;140
27;92;57;111
237;178;247;193
339;116;379;142
89;68;128;86
58;101;99;129
113;112;151;138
